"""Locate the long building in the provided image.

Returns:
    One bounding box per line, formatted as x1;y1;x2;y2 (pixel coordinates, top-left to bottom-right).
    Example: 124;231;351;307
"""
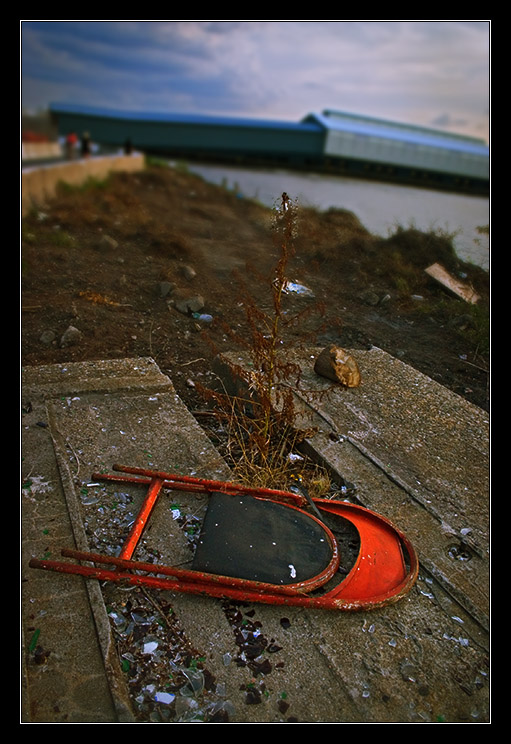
49;103;489;194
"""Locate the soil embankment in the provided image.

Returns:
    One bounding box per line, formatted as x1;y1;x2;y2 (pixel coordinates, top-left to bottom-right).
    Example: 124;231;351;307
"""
21;165;489;414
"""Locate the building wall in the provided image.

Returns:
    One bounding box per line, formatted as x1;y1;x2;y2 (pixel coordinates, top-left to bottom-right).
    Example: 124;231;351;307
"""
52;110;325;161
324;128;488;180
49;105;489;192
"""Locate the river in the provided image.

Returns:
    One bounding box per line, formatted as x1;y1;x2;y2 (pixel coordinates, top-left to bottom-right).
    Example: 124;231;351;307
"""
187;163;490;272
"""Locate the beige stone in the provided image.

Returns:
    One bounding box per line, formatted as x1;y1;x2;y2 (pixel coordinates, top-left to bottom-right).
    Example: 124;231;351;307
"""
314;344;361;387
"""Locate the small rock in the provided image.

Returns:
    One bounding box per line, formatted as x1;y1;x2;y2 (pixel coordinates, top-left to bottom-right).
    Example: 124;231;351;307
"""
159;281;176;298
181;264;197;281
170;289;205;315
359;289;380;306
314;345;361;387
449;314;476;331
39;330;56;346
98;234;119;250
60;325;83;348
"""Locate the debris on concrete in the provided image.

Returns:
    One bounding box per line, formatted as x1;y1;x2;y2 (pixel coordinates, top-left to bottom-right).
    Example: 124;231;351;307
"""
425;262;481;304
22;355;490;724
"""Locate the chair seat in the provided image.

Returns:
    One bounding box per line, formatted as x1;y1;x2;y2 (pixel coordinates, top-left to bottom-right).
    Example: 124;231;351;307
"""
191;491;335;586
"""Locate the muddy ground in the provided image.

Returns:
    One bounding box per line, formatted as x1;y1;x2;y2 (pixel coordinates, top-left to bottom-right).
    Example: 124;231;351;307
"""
21;164;490;423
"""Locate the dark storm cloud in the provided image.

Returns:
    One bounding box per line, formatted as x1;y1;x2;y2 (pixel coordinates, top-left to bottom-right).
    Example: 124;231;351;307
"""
21;20;490;141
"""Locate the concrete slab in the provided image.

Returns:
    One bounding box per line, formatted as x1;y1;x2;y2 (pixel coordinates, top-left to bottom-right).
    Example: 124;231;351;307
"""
22;356;490;723
218;347;489;632
21;358;175;722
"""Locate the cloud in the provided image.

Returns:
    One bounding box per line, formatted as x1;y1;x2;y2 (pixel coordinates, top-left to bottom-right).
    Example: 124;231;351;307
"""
21;20;490;141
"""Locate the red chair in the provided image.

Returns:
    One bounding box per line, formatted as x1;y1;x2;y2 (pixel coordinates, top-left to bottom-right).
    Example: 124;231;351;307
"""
30;464;419;611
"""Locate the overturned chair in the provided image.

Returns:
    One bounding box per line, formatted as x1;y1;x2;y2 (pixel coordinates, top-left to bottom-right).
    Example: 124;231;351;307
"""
29;464;419;611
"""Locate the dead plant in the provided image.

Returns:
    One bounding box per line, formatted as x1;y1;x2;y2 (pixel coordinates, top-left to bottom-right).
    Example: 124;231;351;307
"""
195;193;329;492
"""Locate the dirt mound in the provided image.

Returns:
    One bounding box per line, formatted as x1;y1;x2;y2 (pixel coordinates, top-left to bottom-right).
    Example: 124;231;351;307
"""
21;165;489;412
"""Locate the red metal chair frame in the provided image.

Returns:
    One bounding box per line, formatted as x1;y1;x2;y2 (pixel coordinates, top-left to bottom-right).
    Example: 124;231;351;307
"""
29;464;419;611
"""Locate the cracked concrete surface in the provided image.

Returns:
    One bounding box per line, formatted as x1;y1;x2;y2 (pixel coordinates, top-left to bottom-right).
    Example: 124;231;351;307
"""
21;355;489;723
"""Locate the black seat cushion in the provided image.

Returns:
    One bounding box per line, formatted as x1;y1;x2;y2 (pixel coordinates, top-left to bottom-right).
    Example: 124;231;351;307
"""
191;491;333;585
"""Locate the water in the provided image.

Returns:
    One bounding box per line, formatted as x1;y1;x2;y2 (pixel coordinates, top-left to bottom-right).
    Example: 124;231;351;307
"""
187;163;490;272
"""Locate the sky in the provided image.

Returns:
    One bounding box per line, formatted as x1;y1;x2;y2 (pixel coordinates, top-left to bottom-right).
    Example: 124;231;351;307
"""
20;20;490;143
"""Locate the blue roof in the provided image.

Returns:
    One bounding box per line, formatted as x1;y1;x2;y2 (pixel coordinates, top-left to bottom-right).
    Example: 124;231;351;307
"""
304;111;489;156
50;102;488;160
50;102;323;133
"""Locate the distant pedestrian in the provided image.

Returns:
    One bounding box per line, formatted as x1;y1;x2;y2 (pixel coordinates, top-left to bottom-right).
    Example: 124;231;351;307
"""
124;138;133;155
65;132;78;160
81;132;91;159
